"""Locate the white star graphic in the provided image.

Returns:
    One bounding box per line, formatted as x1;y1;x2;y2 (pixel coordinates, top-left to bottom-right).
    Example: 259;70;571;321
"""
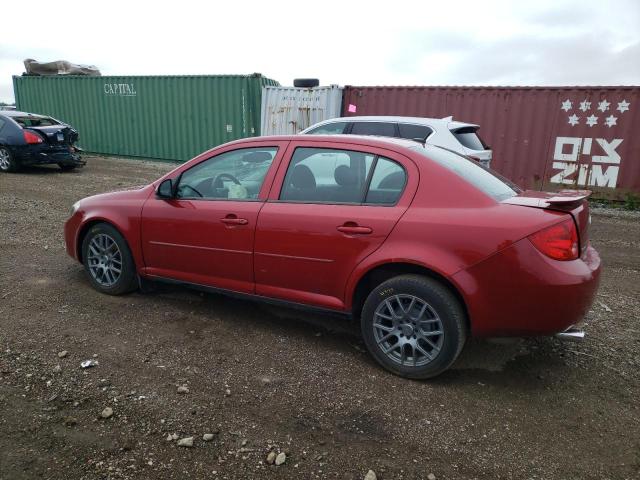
617;99;630;113
586;115;598;127
561;99;572;112
568;114;579;126
605;115;617;128
579;100;591;112
597;100;610;112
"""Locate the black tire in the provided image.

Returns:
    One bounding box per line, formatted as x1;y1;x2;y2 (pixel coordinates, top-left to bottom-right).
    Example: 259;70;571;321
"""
293;78;319;88
361;274;467;379
81;223;138;295
0;146;19;172
58;163;77;172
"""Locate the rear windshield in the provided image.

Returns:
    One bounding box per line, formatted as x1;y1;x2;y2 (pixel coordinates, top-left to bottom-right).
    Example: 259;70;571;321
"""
451;127;488;150
12;116;60;127
412;145;519;201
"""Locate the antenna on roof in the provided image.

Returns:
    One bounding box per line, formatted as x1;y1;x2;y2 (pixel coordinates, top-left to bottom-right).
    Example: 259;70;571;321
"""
441;116;453;121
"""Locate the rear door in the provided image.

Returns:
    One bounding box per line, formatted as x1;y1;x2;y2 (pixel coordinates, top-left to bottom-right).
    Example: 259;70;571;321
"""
253;140;419;310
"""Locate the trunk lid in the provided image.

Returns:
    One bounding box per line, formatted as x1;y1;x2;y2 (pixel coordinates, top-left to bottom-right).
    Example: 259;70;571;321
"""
502;190;591;257
27;125;78;146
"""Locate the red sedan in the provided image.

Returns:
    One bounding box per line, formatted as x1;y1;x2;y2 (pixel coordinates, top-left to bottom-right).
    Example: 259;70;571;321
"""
64;135;601;379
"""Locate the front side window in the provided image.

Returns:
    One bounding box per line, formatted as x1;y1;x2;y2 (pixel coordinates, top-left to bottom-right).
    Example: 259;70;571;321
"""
350;122;396;137
306;122;349;135
279;147;406;205
176;147;277;200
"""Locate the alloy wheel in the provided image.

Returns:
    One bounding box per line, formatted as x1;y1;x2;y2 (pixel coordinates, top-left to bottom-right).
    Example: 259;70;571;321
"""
372;294;445;367
0;148;10;171
86;234;123;287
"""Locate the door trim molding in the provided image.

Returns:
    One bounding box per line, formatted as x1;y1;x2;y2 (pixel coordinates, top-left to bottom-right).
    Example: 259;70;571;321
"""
148;240;251;256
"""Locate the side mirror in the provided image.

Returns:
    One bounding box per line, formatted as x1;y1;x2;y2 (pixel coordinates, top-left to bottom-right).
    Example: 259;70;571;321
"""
156;179;174;199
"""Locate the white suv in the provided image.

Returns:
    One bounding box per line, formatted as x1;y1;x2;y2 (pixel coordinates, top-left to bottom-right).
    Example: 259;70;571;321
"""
300;116;492;168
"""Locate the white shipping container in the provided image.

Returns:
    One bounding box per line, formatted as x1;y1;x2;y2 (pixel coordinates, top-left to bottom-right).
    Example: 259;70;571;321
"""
260;85;343;135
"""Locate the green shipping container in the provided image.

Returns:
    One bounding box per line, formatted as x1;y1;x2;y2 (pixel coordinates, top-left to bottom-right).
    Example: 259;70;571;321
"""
13;74;279;162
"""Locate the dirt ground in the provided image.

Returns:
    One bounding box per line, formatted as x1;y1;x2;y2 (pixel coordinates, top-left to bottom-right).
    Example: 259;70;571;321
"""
0;156;638;480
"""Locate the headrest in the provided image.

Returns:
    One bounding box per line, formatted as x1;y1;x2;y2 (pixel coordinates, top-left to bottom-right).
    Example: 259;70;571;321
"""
334;165;357;186
290;164;316;189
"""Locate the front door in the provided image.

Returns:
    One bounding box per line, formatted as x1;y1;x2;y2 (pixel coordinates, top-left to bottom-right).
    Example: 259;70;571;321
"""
254;141;419;310
141;142;287;293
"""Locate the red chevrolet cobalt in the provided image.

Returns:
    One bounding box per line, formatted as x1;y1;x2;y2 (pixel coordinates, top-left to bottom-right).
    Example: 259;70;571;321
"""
64;135;601;379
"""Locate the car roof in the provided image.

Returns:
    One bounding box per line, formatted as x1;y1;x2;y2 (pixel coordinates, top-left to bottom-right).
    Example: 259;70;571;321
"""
241;134;422;150
306;115;479;130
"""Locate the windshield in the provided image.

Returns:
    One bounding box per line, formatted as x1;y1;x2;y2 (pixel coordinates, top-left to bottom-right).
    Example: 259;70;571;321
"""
412;145;519;201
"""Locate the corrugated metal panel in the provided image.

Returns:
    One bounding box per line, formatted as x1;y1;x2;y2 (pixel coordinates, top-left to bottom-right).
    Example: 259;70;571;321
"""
342;86;640;198
261;85;343;135
13;74;279;162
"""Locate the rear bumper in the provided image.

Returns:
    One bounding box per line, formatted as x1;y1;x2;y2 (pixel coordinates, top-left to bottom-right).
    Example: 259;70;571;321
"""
451;239;601;337
9;144;85;167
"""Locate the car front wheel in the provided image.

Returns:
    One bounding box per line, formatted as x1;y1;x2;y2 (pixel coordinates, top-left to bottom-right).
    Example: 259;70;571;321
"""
0;147;18;172
81;223;138;295
361;274;467;379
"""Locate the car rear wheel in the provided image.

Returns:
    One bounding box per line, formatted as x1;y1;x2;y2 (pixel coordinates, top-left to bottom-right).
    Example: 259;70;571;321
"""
361;274;466;379
58;163;77;172
81;223;138;295
0;147;18;172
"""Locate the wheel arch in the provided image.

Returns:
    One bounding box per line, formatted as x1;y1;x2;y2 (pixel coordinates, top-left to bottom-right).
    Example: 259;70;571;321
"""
350;261;470;331
76;218;127;265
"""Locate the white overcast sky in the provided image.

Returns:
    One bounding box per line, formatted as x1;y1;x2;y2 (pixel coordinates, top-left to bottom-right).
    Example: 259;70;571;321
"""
1;0;639;103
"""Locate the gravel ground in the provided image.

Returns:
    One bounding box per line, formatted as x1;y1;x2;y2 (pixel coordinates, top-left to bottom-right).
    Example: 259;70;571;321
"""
0;156;639;480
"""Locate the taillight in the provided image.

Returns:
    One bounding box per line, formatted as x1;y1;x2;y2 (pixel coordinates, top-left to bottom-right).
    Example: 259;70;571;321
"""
24;130;44;144
528;218;579;261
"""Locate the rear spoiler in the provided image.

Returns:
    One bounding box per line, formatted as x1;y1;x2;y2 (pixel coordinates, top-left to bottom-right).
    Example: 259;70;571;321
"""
545;190;592;206
502;190;591;209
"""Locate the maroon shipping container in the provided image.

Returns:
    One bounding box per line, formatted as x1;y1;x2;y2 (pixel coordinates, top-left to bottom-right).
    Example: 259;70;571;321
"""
342;86;640;199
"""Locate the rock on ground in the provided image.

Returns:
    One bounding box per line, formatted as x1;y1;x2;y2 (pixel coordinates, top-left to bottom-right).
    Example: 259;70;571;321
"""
275;452;286;466
364;470;377;480
177;437;194;447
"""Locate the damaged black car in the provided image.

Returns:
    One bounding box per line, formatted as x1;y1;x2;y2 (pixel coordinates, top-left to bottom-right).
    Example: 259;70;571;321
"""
0;111;84;172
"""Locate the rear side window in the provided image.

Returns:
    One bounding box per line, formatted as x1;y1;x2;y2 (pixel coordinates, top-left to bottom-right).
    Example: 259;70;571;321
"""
279;147;406;205
306;122;349;134
280;148;374;203
398;123;433;141
365;158;406;205
351;122;396;137
451;127;487;150
413;146;518;201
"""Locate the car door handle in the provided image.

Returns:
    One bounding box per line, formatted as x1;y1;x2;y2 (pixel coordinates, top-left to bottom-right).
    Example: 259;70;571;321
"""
220;216;248;226
337;224;372;235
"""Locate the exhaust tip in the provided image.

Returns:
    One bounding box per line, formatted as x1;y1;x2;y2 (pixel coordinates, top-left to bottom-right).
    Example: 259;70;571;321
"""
555;327;585;342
